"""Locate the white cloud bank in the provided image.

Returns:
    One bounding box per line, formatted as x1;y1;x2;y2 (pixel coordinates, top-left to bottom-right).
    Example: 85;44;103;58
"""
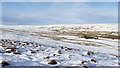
2;0;120;2
2;2;118;25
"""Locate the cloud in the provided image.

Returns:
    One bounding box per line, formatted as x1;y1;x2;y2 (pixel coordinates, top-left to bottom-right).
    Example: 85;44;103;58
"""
2;0;119;2
2;2;118;25
0;2;2;25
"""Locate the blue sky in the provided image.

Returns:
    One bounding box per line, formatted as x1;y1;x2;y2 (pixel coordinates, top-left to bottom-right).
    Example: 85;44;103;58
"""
2;2;118;25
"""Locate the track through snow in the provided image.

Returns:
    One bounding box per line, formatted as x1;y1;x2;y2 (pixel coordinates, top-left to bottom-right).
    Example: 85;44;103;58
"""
0;24;119;66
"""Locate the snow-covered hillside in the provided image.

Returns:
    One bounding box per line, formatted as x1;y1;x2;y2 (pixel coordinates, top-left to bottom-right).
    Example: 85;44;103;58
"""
0;24;119;67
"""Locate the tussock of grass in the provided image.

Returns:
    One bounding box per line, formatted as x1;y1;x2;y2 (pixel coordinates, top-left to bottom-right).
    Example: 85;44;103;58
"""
1;61;10;67
48;60;57;65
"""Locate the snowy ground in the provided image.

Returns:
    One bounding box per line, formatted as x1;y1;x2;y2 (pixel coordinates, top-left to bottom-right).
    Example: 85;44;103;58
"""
0;24;119;67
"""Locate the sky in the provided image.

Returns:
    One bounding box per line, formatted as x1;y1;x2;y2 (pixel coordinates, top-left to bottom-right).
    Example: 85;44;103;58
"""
2;2;118;25
2;0;119;2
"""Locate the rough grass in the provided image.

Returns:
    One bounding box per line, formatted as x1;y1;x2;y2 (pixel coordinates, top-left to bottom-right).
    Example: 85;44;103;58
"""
3;28;119;39
64;31;119;39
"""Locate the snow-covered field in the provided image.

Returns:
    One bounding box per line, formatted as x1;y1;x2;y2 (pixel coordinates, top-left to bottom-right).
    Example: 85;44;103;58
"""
0;24;119;67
